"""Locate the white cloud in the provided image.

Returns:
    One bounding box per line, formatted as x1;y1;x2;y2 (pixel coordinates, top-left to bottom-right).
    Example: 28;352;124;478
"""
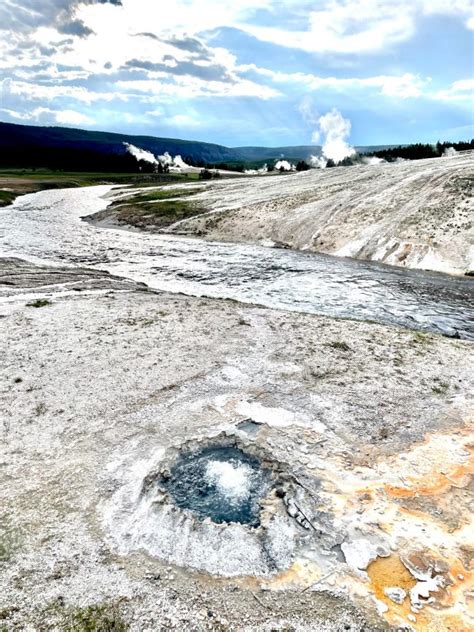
169;113;201;127
433;78;474;102
243;0;473;54
0;0;471;137
0;105;92;125
55;109;93;125
0;108;30;120
146;107;163;117
249;65;427;99
376;73;427;98
421;0;473;20
6;79;120;103
115;77;279;100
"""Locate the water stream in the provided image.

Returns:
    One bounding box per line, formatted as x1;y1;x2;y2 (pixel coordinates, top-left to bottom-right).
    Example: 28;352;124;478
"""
1;185;473;339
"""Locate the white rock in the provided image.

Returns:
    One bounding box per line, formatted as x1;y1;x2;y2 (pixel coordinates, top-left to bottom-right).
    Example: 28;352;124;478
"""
384;586;407;604
341;538;389;571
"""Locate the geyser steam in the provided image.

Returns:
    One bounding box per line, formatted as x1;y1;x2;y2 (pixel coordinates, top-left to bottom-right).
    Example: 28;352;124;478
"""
319;109;356;163
300;99;356;168
124;142;158;165
274;159;294;171
123;143;191;171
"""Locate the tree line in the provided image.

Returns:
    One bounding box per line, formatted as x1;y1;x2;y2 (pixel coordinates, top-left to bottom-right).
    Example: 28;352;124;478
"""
368;139;474;162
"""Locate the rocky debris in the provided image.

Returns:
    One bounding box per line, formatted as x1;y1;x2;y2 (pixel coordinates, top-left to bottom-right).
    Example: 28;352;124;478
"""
283;497;312;530
401;551;452;613
383;587;407;604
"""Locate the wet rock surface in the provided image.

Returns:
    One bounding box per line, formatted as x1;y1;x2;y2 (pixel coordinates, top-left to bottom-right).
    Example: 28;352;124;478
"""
0;257;146;296
1;259;472;630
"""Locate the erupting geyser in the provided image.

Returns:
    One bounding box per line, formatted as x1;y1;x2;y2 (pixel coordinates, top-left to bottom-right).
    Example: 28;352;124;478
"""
161;446;272;526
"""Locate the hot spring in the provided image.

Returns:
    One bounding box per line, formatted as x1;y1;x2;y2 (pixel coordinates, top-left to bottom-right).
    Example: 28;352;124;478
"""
160;446;272;527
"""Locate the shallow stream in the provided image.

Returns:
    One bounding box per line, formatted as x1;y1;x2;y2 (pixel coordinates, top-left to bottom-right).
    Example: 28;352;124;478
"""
1;185;473;338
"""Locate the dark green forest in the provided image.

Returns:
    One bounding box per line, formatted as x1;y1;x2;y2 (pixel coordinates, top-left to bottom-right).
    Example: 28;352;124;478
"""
1;121;472;173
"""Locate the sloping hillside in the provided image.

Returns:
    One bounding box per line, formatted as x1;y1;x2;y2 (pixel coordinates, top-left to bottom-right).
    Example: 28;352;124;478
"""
0;121;239;167
166;152;474;275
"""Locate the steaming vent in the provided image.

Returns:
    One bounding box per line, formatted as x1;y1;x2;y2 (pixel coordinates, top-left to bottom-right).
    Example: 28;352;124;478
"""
160;446;272;526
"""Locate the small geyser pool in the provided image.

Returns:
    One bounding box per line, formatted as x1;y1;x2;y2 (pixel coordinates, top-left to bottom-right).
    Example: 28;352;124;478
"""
160;446;272;526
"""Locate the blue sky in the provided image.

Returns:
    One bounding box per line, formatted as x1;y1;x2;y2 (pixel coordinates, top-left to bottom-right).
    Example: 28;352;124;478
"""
0;0;473;146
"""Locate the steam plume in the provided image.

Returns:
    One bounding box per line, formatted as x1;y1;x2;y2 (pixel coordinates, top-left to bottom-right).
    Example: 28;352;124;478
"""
317;108;356;164
274;159;294;171
301;102;356;168
124;143;191;171
245;164;268;175
123;142;158;165
443;147;457;158
362;156;385;166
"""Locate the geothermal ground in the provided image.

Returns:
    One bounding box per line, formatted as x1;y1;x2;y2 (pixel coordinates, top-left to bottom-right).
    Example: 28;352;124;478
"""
0;156;473;632
1;258;473;631
153;152;473;276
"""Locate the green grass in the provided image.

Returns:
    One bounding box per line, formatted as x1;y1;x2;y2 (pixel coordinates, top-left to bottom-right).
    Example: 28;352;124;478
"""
65;604;127;632
0;190;17;207
327;341;351;352
0;168;200;185
432;378;449;395
115;199;204;228
413;332;432;345
105;185;206;230
27;298;51;308
38;601;128;632
118;187;203;205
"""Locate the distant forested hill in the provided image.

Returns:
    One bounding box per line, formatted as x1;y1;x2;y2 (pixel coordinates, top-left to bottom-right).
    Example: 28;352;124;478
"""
0;122;239;170
0;121;401;172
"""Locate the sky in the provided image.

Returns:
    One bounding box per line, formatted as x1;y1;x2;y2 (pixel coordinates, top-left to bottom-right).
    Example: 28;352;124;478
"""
0;0;473;147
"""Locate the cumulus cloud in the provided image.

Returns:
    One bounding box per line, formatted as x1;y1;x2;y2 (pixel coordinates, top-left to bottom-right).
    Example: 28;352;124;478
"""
124;57;235;83
0;0;121;37
0;0;471;140
0;104;93;125
257;66;427;99
56;109;94;125
244;0;474;54
164;36;209;56
434;78;474;102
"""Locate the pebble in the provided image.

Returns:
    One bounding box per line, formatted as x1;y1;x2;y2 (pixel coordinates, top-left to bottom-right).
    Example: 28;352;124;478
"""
384;587;407;604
